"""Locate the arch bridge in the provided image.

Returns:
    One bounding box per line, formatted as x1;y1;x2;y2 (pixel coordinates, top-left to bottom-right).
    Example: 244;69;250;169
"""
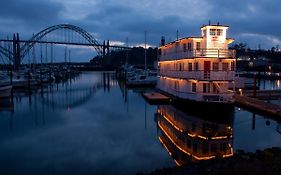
0;24;131;68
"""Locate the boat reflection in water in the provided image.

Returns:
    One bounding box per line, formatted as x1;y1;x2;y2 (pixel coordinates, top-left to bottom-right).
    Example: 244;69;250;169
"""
155;105;234;166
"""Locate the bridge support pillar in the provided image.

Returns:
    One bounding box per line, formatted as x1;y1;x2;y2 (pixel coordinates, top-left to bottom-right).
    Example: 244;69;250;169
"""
107;40;110;56
13;33;21;71
103;40;106;58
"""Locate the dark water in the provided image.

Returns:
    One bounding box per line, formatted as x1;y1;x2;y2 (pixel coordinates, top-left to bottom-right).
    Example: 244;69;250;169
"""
0;72;281;175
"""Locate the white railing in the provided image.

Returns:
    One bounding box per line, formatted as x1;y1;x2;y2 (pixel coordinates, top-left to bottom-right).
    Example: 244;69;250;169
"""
162;87;234;102
159;70;235;81
159;49;236;61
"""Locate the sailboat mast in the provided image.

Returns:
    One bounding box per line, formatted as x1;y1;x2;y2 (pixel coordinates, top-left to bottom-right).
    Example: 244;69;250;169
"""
144;31;147;71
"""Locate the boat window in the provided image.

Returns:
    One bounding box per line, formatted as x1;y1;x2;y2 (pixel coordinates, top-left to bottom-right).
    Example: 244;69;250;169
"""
212;62;219;71
140;76;146;80
187;42;192;51
195;62;199;71
210;29;216;35
196;42;200;51
222;63;229;71
174;81;179;90
231;61;235;71
202;29;206;37
203;83;210;93
179;63;182;71
217;29;223;36
192;83;196;92
183;43;187;52
188;63;192;71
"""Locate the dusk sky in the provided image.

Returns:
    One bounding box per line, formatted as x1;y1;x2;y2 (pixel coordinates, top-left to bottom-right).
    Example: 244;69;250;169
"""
1;0;281;61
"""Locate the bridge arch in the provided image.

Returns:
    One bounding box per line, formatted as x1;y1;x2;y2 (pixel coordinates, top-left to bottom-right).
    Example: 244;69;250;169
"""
20;24;103;62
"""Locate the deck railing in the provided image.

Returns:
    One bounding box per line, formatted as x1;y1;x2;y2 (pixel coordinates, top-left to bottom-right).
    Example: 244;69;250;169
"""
160;87;234;102
159;70;235;81
158;49;236;61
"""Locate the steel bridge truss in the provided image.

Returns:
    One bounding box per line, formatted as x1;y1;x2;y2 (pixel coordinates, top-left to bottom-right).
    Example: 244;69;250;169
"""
0;24;131;66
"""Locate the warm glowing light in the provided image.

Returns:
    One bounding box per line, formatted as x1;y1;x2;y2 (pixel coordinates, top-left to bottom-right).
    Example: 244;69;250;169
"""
161;114;184;132
158;137;172;156
174;159;182;166
158;122;191;156
158;122;233;161
198;135;208;140
239;88;243;96
211;136;228;140
188;133;196;137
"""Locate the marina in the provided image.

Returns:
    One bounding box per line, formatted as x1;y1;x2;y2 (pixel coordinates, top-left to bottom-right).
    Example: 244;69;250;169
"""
1;1;281;173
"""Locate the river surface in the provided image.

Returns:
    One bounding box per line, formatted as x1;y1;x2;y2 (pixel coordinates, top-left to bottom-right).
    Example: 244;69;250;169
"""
0;72;281;175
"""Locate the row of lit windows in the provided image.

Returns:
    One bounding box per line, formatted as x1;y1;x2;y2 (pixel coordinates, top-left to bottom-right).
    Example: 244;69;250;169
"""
210;29;223;36
202;29;223;36
160;61;235;71
192;82;223;93
158;42;201;56
182;42;201;52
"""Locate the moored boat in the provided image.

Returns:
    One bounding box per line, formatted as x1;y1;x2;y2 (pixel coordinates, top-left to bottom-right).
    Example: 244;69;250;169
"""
126;70;157;87
0;83;12;98
157;23;236;105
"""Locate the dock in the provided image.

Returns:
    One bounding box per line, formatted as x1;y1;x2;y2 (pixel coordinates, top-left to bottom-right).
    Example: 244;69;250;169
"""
142;92;171;104
243;90;281;100
235;94;281;118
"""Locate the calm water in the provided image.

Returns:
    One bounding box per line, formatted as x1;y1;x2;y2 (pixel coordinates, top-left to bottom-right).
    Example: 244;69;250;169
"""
0;72;281;175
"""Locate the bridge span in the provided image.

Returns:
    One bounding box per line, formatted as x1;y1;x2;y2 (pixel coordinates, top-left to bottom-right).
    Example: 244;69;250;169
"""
0;24;131;69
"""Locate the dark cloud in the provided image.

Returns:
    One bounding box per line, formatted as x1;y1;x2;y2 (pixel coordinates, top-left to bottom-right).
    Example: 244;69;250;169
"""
0;0;63;23
1;0;281;61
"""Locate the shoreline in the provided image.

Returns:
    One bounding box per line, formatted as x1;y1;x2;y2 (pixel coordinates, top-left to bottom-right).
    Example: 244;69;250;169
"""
143;147;281;175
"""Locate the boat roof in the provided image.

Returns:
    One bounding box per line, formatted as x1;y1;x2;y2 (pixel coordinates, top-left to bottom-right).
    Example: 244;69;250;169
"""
159;37;234;48
160;37;202;48
201;24;229;29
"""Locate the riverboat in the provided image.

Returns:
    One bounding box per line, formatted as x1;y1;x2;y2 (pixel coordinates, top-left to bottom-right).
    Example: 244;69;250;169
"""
157;23;236;105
